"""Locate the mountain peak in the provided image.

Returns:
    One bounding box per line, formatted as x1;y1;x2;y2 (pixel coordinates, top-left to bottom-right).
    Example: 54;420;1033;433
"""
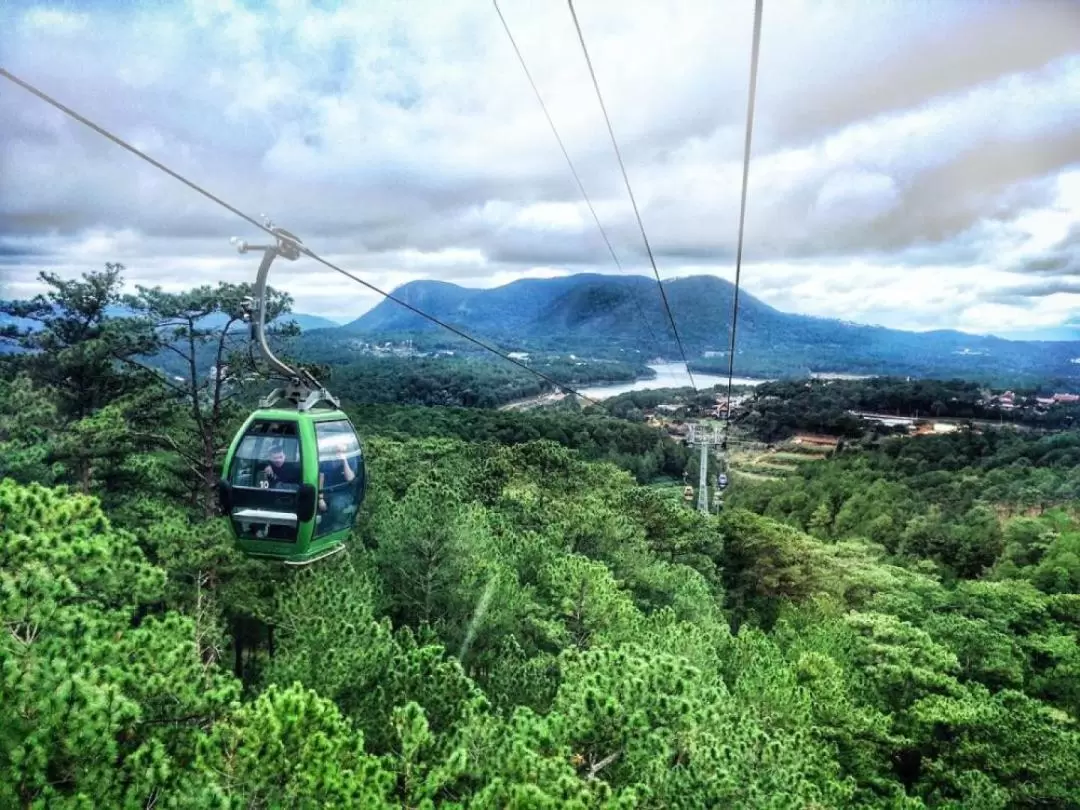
334;272;1080;384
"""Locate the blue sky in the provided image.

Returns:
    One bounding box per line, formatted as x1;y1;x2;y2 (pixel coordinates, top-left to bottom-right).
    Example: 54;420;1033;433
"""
1;0;1078;337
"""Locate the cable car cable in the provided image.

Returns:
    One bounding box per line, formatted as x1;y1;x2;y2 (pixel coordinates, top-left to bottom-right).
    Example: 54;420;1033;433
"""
491;0;665;361
722;0;763;425
0;67;269;237
0;66;605;407
566;0;698;394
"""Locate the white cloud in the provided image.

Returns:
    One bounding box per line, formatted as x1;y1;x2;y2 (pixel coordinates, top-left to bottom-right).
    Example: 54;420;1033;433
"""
1;0;1078;335
21;7;88;33
811;171;900;227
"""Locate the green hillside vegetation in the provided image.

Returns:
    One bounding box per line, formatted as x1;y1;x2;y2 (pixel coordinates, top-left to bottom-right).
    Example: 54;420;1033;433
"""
325;356;645;410
728;428;1080;579
2;266;1080;807
736;377;1080;443
350;403;693;484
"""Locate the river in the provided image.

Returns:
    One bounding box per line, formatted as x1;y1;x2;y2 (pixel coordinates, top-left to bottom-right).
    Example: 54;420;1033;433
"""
576;362;770;401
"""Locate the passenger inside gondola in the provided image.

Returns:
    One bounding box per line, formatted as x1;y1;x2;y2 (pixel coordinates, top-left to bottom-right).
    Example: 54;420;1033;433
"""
260;442;301;489
318;442;358;533
224;424;303;541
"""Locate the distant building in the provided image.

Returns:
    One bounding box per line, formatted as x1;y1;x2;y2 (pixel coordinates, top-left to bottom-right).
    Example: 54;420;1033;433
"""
995;391;1017;410
849;410;916;427
710;395;748;418
792;434;840;448
912;422;961;437
507;352;530;362
1054;393;1079;404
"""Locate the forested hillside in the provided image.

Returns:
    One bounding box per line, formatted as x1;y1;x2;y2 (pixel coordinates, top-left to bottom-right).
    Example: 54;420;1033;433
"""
2;267;1080;807
733;377;1080;443
350;403;692;483
322;356;645;409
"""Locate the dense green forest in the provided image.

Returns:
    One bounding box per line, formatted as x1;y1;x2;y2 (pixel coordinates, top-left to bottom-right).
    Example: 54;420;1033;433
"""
735;377;1080;443
2;266;1080;807
728;428;1080;580
350;403;692;483
325;356;644;410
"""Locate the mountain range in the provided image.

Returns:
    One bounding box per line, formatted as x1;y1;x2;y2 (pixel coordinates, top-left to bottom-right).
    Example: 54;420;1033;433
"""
0;308;342;333
0;307;342;355
5;273;1080;387
318;274;1080;386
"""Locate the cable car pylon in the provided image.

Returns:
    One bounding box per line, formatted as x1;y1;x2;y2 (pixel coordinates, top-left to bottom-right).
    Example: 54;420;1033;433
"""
688;422;725;514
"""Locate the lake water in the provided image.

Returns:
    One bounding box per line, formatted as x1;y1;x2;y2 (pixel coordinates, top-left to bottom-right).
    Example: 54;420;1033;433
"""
577;362;770;400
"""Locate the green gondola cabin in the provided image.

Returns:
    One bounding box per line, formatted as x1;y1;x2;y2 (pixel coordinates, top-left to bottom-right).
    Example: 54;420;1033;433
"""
217;408;366;564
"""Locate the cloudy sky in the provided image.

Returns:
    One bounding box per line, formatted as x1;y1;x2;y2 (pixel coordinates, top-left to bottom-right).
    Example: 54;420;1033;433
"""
1;0;1078;337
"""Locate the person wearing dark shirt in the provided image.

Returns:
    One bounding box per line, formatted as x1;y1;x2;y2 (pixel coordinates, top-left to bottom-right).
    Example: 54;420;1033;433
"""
261;444;301;489
319;446;356;486
245;442;301;541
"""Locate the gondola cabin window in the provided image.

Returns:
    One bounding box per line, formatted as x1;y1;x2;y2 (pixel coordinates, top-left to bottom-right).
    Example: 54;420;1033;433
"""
227;420;303;542
314;419;364;538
